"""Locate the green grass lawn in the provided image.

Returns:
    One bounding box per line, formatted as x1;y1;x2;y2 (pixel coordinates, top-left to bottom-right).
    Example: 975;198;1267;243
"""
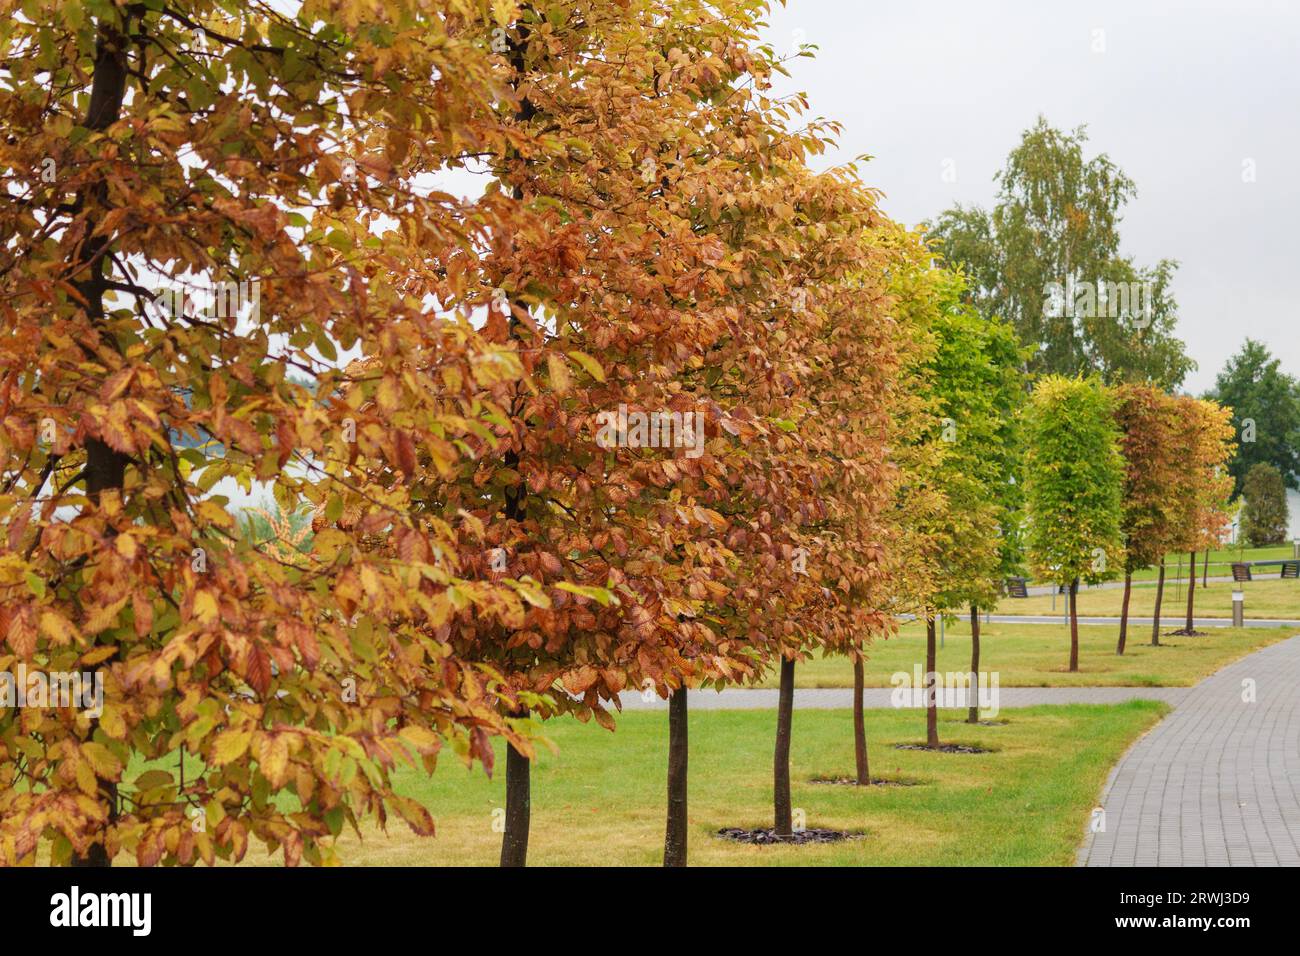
757;620;1296;689
1051;544;1296;586
998;575;1300;620
272;702;1165;866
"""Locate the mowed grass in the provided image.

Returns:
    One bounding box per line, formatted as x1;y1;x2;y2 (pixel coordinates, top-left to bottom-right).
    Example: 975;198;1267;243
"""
251;702;1165;867
1101;545;1295;585
998;575;1300;619
758;620;1297;689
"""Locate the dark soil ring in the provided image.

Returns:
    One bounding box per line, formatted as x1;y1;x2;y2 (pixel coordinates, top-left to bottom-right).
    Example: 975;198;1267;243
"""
715;827;859;845
808;775;922;787
894;743;993;754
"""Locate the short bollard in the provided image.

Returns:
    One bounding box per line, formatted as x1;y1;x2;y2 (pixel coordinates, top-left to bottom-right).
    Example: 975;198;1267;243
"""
1232;589;1244;628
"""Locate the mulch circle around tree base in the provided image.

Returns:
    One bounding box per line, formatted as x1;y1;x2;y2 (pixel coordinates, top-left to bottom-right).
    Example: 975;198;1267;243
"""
942;717;1008;726
1168;629;1208;637
893;743;992;754
715;827;860;846
808;775;922;787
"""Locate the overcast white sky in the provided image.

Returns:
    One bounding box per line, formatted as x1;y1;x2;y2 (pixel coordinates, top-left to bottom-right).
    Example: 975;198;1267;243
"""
758;0;1299;395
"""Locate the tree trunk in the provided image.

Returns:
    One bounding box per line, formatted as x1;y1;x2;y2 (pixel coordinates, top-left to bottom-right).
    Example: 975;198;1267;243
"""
967;603;981;724
499;720;531;867
1068;577;1080;671
663;688;688;867
70;14;131;868
853;658;869;784
1151;559;1166;646
1183;549;1197;632
1203;549;1209;588
773;658;796;835
1116;569;1132;655
496;36;534;870
925;615;939;748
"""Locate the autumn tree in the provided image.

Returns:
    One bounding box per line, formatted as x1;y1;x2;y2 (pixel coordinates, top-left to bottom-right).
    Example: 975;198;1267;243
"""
758;169;897;818
868;228;976;750
1023;377;1125;671
0;0;546;866
1166;396;1235;636
397;0;898;863
1112;385;1180;654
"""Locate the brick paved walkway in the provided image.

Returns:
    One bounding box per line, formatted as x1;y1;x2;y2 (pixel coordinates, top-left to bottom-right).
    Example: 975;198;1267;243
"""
1079;634;1300;866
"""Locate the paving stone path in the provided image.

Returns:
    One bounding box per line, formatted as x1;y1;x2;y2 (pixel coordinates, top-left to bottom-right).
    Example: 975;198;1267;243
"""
1079;634;1300;866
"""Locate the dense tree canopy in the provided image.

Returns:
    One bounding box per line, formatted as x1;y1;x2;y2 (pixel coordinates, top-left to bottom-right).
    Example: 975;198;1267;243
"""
1241;462;1289;547
0;0;555;867
1205;339;1300;495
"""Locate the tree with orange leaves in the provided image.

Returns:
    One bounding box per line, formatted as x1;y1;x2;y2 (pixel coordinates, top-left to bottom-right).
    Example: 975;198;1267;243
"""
1112;384;1180;654
0;0;537;866
1164;396;1235;637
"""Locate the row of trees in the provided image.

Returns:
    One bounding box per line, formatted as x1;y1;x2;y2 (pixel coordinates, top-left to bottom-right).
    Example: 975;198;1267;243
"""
0;0;933;868
0;0;1249;869
1024;381;1234;662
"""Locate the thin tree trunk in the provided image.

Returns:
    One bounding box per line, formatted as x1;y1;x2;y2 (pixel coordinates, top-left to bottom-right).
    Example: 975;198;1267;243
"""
853;659;869;784
1151;559;1166;646
499;732;531;867
70;14;131;869
967;603;981;724
1203;549;1209;588
773;658;795;835
1068;577;1080;671
925;615;939;748
663;688;688;866
1116;569;1132;655
1183;549;1197;632
496;33;536;870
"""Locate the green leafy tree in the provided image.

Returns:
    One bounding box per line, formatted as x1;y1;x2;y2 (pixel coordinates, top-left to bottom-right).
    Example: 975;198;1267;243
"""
1241;463;1290;547
927;289;1026;724
926;117;1192;388
1205;339;1300;496
1023;377;1126;671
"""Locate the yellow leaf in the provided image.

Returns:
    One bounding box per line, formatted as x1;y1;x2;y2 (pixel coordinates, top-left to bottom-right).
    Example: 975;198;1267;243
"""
256;733;290;787
192;591;218;626
81;741;123;779
566;350;606;383
99;703;127;740
114;533;138;560
546;353;573;394
376;376;402;413
211;728;253;766
39;610;78;646
398;725;441;755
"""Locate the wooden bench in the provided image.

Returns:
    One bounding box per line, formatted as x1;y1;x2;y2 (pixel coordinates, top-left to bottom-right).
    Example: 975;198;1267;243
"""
1232;562;1253;582
1282;560;1300;579
1005;577;1029;598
